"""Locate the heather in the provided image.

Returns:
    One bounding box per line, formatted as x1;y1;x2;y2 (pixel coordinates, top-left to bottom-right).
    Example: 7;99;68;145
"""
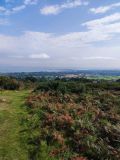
22;80;120;160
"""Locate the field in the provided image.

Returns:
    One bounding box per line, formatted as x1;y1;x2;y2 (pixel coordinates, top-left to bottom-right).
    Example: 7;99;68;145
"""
87;75;120;80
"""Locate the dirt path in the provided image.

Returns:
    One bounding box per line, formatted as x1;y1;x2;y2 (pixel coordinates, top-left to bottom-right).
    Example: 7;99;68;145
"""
0;90;30;160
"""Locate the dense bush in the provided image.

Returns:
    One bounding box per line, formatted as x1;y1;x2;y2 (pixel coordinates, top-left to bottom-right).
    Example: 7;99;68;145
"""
24;76;38;83
35;81;87;94
21;79;120;160
0;76;22;90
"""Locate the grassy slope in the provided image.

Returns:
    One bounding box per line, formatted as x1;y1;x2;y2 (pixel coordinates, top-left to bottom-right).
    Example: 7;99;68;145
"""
0;90;30;160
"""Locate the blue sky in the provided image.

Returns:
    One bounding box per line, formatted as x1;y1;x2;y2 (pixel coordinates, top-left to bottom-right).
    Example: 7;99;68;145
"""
0;0;120;72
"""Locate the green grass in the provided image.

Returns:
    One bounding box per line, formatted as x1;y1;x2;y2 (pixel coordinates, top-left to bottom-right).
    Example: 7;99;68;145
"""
87;75;120;80
0;90;30;160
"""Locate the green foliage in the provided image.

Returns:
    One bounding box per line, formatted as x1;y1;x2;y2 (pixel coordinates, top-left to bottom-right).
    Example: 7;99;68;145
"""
1;77;120;160
22;79;120;160
35;81;87;95
24;76;38;83
0;76;22;90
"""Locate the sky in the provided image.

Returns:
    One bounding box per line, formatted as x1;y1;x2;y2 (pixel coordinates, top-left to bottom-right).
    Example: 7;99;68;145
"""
0;0;120;72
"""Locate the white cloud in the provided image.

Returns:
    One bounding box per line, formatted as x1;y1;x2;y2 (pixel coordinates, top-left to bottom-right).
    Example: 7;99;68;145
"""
0;0;38;15
10;55;24;59
52;13;120;45
0;18;9;25
0;31;120;69
29;53;50;59
5;0;14;3
0;12;120;55
0;13;120;52
40;0;88;15
40;5;60;15
83;56;118;60
0;7;25;16
12;5;26;12
0;13;120;68
83;12;120;27
90;2;120;14
82;13;120;39
24;0;38;5
0;6;6;13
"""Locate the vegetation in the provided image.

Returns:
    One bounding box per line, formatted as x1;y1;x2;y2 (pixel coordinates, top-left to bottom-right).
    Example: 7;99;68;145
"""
0;76;120;159
22;79;120;160
0;90;29;160
0;76;23;90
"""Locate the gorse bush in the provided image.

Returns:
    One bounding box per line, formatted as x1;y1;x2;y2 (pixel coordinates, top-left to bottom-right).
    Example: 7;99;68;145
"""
35;81;87;94
0;76;22;90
